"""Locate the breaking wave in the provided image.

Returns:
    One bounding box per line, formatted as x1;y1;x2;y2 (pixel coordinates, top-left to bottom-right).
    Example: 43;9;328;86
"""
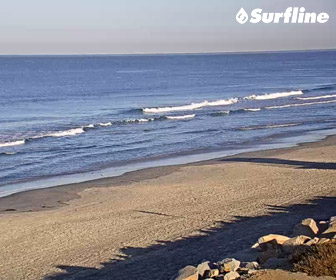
123;118;156;123
0;140;26;148
245;90;303;100
166;114;195;120
142;98;238;113
210;99;336;116
210;108;261;116
0;114;197;148
99;122;113;127
244;108;261;112
37;127;87;138
296;94;336;101
0;151;18;156
0;126;93;148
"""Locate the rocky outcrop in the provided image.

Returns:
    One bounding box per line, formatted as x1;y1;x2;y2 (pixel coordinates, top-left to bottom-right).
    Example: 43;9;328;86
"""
171;216;336;280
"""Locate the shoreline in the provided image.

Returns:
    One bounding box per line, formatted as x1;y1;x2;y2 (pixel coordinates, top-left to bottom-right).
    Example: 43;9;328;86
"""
1;129;336;214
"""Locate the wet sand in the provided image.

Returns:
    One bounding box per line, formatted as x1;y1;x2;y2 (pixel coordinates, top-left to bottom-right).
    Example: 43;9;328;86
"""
0;136;336;280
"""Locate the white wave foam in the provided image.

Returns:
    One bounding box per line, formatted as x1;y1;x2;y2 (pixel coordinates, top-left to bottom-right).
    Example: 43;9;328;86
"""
245;90;303;100
240;123;300;131
296;94;336;101
125;118;155;123
36;127;86;138
99;122;112;127
143;98;238;114
244;108;261;112
0;140;25;148
0;151;18;155
0;126;89;148
166;114;195;120
266;99;336;110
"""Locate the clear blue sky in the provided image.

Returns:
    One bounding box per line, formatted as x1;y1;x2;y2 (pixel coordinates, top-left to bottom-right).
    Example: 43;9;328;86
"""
0;0;335;54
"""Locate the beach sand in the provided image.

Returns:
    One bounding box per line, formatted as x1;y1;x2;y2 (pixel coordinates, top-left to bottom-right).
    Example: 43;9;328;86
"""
0;136;336;280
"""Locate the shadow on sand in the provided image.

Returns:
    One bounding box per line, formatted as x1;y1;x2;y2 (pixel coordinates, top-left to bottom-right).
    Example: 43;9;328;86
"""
45;196;336;280
220;157;336;170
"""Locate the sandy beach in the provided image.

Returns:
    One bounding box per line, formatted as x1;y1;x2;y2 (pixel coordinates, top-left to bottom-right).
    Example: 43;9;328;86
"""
0;136;336;280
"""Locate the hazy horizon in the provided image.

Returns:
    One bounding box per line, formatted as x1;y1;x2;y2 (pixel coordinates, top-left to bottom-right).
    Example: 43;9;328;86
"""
0;0;335;55
0;48;336;57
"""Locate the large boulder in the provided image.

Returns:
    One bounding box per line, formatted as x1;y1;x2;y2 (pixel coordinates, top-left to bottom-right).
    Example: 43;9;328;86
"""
321;224;336;239
317;220;329;234
217;258;241;273
329;216;336;225
171;266;198;280
224;271;240;280
241;261;260;270
257;234;290;246
318;238;331;244
196;261;211;278
305;237;319;246
282;235;311;254
203;268;220;278
258;239;283;253
293;218;319;238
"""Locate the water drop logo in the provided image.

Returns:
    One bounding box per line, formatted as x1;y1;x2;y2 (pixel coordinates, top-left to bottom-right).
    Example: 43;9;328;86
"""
236;8;249;24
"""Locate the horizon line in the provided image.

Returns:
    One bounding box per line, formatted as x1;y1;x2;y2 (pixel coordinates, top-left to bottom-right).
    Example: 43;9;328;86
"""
0;48;335;57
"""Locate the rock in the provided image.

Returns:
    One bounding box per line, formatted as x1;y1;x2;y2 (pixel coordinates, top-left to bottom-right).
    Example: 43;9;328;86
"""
231;248;259;262
203;268;220;278
211;269;220;277
171;266;198;280
217;258;240;273
224;271;240;280
317;221;329;234
241;261;260;270
257;234;290;246
197;261;211;277
248;269;257;275
305;237;319;246
282;235;311;254
239;262;260;276
263;258;291;269
258;239;282;252
330;216;336;225
318;238;331;244
293;218;319;238
321;224;336;239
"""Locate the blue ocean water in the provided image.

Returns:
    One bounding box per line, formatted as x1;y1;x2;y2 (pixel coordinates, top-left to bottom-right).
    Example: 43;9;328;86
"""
0;51;336;196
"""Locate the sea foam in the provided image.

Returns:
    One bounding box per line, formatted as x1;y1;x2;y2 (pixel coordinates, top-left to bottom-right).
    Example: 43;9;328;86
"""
143;98;238;113
245;90;303;100
244;108;261;112
0;140;26;148
39;127;86;138
99;122;113;127
166;114;195;120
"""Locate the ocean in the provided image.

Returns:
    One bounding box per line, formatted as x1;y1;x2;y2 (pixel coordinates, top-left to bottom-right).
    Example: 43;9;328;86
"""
1;50;336;197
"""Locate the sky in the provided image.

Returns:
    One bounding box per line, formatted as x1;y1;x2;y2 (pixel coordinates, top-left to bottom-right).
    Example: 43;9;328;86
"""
0;0;335;54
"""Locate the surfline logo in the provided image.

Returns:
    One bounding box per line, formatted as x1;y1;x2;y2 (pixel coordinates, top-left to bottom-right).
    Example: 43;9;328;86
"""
236;7;329;24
